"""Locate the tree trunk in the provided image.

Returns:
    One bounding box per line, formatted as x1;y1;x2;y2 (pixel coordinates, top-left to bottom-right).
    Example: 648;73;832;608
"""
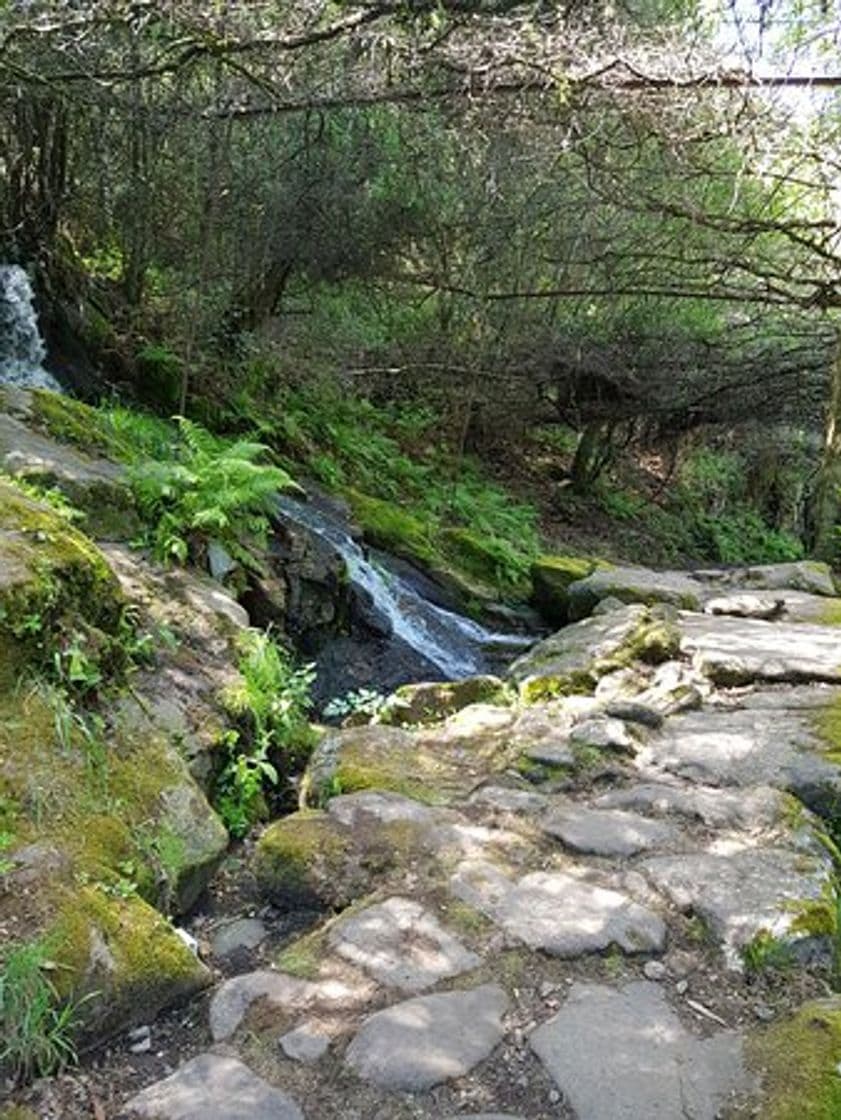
808;336;841;562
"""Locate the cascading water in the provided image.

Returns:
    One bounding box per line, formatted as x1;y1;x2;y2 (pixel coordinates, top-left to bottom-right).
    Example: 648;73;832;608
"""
276;494;534;682
0;264;62;391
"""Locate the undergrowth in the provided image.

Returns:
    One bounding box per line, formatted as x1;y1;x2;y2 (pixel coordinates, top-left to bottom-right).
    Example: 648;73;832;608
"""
215;629;316;836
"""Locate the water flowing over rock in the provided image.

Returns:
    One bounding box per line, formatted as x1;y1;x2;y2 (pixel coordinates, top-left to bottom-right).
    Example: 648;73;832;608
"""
0;264;62;391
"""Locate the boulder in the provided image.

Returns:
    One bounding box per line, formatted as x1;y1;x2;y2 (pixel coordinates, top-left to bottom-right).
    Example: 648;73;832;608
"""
566;565;702;621
530;554;606;626
377;675;507;727
508;604;680;704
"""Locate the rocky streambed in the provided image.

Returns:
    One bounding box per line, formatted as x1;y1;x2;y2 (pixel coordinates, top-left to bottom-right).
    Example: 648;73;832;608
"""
3;390;841;1119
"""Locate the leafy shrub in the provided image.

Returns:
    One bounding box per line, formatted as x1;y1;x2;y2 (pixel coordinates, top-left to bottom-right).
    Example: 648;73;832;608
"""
323;687;387;722
216;629;315;836
129;418;299;567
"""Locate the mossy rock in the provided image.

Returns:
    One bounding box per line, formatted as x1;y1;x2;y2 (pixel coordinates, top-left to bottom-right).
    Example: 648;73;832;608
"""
378;675;508;727
531;554;612;627
345;489;437;568
254;810;402;909
29;390;126;459
508;603;679;704
0;478;124;683
746;997;841;1119
300;719;511;808
50;885;210;1041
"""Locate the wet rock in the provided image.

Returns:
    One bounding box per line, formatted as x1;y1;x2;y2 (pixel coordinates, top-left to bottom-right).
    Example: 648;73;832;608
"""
451;860;666;956
508;605;679;704
124;1053;304;1119
566;565;703;621
328;896;480;991
542;803;676;857
344;984;508;1091
531;981;749;1120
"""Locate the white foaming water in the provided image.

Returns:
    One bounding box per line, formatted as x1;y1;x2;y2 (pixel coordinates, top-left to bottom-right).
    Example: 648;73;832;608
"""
276;494;533;680
0;264;62;391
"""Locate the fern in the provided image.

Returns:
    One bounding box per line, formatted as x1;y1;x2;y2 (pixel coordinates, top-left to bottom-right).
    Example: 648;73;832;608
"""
129;418;300;568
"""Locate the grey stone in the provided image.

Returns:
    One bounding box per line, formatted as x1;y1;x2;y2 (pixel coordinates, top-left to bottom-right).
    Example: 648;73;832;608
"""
604;699;664;728
636;706;841;804
279;1021;331;1063
207;539;238;581
328;896;480;992
210;970;312;1042
642;845;833;965
567;565;703;620
156;784;228;913
569;716;636;753
703;594;785;620
508;604;678;702
124;1053;304;1119
530;981;749;1120
594;782;786;831
636;660;706;716
345;984;508;1091
210;917;268;958
451;860;666;956
469;786;550;815
681;613;841;686
542;803;676;857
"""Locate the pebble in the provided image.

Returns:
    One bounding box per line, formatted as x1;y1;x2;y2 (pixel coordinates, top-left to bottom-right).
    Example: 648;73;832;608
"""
539;981;558;998
753;1003;775;1022
643;961;668;981
129;1036;153;1054
128;1025;151;1042
675;980;689;995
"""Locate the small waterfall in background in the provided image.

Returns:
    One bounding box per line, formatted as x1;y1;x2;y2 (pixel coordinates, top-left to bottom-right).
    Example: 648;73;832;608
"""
276;494;534;682
0;264;62;391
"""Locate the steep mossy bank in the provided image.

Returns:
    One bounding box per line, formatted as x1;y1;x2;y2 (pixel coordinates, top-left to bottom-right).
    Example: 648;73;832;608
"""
0;474;236;1074
746;999;841;1119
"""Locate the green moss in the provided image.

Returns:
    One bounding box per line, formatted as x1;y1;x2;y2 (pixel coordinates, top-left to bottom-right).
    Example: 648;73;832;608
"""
813;695;841;766
29;391;126;459
254;812;348;906
48;885;208;1036
747;999;841;1119
345;489;438;567
820;601;841;627
531;553;611;625
0;1107;41;1120
274;930;326;980
520;671;596;704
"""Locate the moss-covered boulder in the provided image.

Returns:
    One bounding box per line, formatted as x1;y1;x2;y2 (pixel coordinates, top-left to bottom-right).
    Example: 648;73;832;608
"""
531;554;610;627
378;675;508;727
0;391;141;540
566;565;703;622
51;886;210;1042
0;478;125;686
746;998;841;1119
255;799;438;909
508;604;680;704
301;707;519;808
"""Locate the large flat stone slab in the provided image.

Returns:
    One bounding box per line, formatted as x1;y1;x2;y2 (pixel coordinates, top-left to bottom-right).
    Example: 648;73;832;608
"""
594;782;786;831
345;984;508;1090
642;845;833;964
530;981;749;1119
328;896;480;991
542;803;677;857
693;560;836;598
124;1053;304;1119
636;706;841;805
681;614;841;686
451;860;666;956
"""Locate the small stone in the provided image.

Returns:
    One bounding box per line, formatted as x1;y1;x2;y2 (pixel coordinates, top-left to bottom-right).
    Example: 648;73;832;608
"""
539;981;558;998
128;1024;151;1042
676;980;689;995
753;1004;775;1023
548;1090;561;1104
643;961;668;981
279;1022;330;1064
130;1036;153;1054
211;917;268;958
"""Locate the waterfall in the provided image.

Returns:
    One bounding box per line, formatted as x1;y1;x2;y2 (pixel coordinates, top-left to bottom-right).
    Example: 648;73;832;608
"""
276;494;534;681
0;265;62;391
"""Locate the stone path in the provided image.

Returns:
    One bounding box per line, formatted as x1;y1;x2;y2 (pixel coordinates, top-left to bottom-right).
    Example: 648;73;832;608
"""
120;560;841;1119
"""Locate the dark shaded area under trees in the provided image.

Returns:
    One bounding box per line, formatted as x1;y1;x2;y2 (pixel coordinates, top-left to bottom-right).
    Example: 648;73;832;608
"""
3;0;841;560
